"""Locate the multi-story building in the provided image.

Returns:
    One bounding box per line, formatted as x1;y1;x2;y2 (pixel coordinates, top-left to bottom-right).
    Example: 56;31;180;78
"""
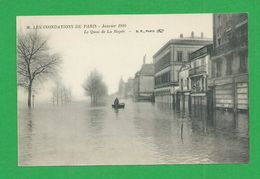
153;32;212;104
134;58;154;101
209;13;248;110
189;44;213;107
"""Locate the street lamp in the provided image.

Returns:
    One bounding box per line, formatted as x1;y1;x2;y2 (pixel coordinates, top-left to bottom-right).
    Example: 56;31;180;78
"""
32;94;35;108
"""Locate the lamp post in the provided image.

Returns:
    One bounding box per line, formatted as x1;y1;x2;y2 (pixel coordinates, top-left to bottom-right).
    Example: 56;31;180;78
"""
32;94;35;108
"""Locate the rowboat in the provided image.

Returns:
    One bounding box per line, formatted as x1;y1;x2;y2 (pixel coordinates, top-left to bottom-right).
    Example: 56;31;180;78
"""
112;103;125;109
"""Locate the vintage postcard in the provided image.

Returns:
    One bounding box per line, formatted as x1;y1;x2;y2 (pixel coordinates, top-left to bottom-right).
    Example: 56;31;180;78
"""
17;14;248;166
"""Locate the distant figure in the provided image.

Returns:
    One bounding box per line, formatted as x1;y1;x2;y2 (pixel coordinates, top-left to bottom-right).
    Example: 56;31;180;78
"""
114;97;119;105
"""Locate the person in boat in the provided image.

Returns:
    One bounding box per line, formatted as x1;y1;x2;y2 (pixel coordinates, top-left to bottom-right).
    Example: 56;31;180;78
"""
114;97;119;106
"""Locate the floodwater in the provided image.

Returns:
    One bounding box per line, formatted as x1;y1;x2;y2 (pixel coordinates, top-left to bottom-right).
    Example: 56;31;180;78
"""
18;99;249;166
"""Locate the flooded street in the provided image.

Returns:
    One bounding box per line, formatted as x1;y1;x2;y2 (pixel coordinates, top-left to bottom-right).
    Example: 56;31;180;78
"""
18;100;249;166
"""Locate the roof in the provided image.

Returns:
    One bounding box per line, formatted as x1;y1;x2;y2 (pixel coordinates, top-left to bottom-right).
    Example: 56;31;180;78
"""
153;37;212;58
139;64;154;75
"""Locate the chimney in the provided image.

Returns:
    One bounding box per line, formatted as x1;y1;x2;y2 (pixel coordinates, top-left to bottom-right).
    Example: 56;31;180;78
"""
201;32;204;38
143;54;146;64
191;31;194;38
180;33;183;38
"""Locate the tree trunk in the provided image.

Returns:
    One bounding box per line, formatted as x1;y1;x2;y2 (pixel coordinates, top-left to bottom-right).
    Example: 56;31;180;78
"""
28;83;32;108
56;86;59;105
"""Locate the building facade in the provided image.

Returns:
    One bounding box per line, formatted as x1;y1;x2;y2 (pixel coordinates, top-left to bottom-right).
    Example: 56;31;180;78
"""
117;77;126;98
153;32;212;104
177;64;191;110
208;14;248;110
134;60;155;101
189;44;213;107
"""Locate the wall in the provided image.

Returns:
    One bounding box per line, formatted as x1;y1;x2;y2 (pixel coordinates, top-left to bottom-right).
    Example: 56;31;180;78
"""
140;76;154;93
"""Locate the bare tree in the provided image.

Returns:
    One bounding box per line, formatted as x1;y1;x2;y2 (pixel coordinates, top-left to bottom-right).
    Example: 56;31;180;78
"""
83;70;108;104
52;80;61;105
51;80;72;105
17;30;61;108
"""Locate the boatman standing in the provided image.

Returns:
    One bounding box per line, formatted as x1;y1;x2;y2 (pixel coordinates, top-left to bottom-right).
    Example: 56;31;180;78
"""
114;97;119;105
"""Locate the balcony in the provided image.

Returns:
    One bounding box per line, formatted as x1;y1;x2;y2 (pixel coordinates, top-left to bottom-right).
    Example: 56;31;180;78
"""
154;81;178;89
213;42;233;56
213;33;248;57
189;65;206;76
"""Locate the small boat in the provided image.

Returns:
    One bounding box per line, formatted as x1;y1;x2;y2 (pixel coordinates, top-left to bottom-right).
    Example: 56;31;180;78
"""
112;103;125;109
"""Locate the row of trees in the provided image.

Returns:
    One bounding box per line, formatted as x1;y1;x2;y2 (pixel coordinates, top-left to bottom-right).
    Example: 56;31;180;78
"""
52;81;72;105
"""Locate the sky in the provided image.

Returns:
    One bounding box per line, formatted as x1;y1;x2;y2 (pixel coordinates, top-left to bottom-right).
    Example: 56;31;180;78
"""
17;14;213;102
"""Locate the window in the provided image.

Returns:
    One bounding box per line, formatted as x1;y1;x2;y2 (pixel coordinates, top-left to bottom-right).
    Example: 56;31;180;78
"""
237;25;248;46
217;37;221;46
200;78;203;91
180;78;183;90
187;78;190;90
226;19;231;27
239;51;247;73
212;62;216;77
226;56;233;75
218;15;221;25
239;25;247;37
216;60;222;77
177;51;183;62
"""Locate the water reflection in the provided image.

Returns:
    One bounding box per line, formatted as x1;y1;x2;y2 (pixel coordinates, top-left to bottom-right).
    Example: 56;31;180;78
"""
87;107;106;134
18;100;249;166
113;108;119;117
132;102;248;164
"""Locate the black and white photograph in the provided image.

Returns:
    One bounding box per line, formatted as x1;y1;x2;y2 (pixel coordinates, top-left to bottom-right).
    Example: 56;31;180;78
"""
17;13;248;166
